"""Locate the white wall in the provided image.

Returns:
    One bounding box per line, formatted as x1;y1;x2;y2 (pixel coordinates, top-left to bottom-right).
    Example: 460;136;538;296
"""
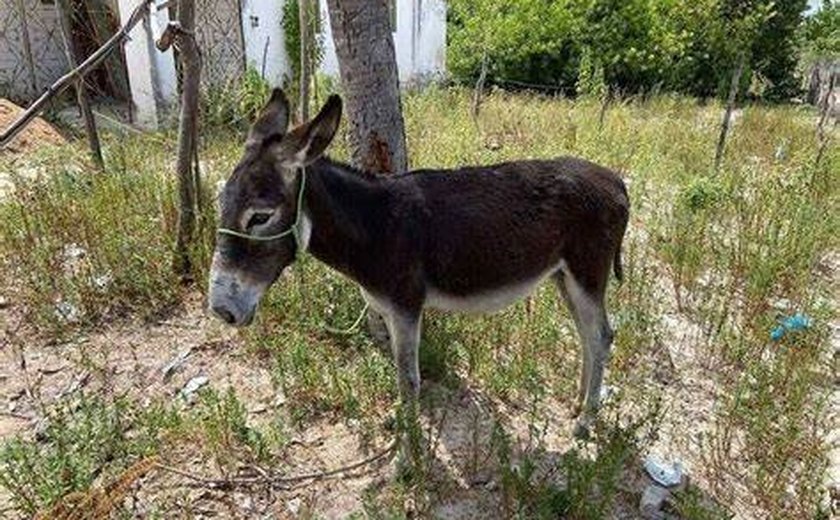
319;0;446;83
118;0;177;129
240;0;290;87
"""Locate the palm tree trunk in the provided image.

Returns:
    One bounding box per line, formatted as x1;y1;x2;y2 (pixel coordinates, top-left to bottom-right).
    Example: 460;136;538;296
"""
325;0;407;174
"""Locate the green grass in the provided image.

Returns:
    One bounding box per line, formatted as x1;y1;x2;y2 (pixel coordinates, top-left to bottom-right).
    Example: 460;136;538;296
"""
0;87;837;518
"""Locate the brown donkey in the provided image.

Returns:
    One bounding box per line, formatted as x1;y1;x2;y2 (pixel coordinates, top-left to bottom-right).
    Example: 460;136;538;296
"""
208;89;629;448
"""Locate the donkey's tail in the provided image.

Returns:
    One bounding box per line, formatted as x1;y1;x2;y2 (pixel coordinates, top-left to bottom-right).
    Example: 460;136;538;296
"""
613;246;624;282
613;207;628;282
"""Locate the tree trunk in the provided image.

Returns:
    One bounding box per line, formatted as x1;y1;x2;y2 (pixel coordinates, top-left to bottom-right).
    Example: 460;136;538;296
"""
55;0;104;171
715;52;746;171
173;0;201;278
325;0;407;174
298;0;310;122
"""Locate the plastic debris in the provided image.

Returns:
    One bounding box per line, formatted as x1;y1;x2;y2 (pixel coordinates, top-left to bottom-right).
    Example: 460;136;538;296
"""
770;313;811;341
644;455;684;487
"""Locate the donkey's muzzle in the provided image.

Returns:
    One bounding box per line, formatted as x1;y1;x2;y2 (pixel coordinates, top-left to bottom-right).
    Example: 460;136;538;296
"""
211;305;237;325
207;256;264;328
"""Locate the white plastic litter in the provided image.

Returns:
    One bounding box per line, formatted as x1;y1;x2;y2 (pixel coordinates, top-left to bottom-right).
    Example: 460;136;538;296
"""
644;455;684;487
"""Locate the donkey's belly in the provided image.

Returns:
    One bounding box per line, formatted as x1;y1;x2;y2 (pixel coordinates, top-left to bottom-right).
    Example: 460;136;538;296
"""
425;261;562;314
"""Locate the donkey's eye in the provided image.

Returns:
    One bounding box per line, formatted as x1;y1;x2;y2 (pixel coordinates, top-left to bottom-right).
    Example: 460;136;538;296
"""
247;212;273;228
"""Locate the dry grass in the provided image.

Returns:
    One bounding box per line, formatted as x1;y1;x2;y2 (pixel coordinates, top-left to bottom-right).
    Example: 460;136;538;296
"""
0;87;837;518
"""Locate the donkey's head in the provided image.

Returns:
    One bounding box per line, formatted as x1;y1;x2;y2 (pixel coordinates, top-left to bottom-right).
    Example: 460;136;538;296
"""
208;89;342;326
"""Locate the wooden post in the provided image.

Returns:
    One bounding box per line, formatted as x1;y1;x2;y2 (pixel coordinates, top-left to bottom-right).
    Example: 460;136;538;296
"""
298;0;310;122
715;52;746;171
172;0;202;278
471;51;488;121
815;73;837;168
55;0;104;170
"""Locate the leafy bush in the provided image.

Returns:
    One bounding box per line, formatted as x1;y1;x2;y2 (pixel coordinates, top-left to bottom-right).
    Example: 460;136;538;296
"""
448;0;809;100
800;0;840;59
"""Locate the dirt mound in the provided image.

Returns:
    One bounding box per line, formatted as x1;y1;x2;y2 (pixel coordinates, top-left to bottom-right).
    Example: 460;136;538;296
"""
0;98;67;156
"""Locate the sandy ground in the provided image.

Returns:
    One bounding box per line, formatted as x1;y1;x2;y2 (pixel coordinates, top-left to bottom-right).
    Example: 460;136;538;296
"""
0;290;679;519
0;98;69;198
0;99;67;155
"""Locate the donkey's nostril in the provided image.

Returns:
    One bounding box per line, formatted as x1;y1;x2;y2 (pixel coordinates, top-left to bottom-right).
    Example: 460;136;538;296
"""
212;306;237;325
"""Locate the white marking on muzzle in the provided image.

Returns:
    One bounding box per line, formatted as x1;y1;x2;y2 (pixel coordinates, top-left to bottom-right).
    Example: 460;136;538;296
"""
208;253;268;326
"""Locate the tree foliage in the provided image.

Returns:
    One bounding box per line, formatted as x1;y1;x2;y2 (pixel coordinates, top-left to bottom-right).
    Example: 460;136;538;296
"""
448;0;811;100
800;0;840;59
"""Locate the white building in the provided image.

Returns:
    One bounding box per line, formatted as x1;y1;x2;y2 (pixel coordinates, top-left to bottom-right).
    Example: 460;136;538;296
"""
0;0;446;130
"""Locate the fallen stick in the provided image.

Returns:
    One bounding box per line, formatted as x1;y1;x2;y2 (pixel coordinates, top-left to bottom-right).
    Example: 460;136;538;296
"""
0;0;155;148
156;440;397;490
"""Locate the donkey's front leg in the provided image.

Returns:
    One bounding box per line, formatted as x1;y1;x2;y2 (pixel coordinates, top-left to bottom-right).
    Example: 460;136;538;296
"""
384;310;423;476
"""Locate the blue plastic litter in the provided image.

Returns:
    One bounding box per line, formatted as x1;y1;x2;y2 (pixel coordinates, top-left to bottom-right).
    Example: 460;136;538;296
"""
770;313;811;341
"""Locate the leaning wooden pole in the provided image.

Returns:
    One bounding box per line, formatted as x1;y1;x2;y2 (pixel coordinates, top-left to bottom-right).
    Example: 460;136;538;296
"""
171;0;202;278
0;0;154;148
714;52;746;171
55;0;104;170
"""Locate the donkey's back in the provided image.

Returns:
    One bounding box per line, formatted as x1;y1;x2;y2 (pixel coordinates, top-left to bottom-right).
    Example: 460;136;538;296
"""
399;157;628;306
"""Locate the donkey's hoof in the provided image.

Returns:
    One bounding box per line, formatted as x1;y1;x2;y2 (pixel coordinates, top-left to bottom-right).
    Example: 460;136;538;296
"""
572;417;592;440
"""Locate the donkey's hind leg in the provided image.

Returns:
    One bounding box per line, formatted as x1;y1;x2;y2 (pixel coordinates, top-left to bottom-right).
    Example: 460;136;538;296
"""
555;261;614;438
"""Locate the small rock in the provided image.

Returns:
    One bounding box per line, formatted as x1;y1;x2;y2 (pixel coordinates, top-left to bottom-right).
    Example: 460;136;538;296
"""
162;348;193;382
249;405;267;414
600;384;617;404
644;455;684;487
273;390;287;407
287;497;302;515
54;301;81;323
640;484;670;519
0;295;10;309
34;418;50;442
58;371;91;399
91;272;112;290
235;493;253;511
180;376;209;403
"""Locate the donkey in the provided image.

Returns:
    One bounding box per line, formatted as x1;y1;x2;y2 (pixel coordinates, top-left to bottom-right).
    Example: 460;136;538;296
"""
209;89;629;442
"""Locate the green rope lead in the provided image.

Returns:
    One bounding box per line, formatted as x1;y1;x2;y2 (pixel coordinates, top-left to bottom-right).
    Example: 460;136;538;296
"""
322;301;371;335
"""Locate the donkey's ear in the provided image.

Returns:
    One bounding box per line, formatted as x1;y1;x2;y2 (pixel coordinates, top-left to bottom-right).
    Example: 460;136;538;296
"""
274;95;342;168
247;88;290;144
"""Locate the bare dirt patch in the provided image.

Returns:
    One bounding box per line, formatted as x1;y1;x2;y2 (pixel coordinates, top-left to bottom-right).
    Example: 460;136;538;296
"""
0;99;66;157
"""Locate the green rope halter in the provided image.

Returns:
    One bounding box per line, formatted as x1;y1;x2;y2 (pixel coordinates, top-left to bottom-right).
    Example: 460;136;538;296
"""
217;168;307;248
216;167;369;336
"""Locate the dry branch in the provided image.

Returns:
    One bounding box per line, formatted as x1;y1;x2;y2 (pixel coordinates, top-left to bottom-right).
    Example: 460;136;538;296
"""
0;0;155;148
156;440;397;491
